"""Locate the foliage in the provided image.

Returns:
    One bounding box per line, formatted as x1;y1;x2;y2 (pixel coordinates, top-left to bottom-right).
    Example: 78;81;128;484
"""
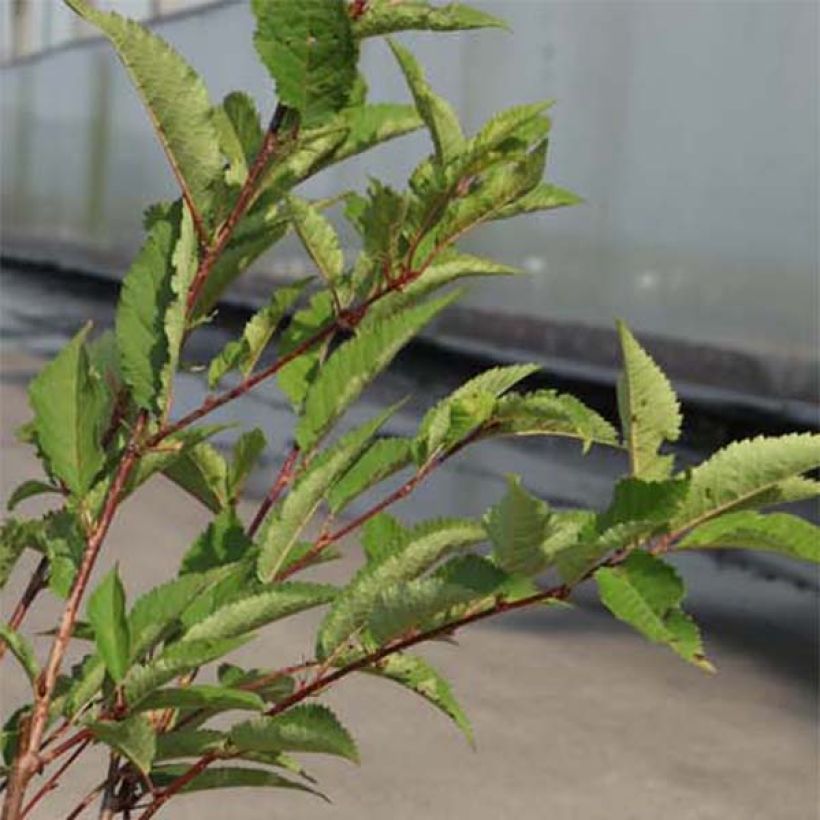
1;2;817;818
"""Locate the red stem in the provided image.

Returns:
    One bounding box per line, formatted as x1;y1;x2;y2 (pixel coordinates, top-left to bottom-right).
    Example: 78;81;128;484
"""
20;739;90;818
247;447;300;537
0;558;49;661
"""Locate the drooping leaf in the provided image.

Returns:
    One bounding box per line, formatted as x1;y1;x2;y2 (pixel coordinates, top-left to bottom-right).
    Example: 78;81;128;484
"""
317;518;485;659
388;39;464;166
257;406;400;581
492;390;619;453
86;566;130;683
183;582;337;643
484;475;552;576
296;291;459;450
230;704;358;762
208;280;310;388
150;764;325;798
287;196;344;288
252;0;358;126
0;623;39;683
671;433;820;531
353;1;506;38
180;509;254;575
88;714;156;774
115;202;197;414
162;441;230;513
328;438;413;514
134;685;264;714
28;323;107;496
228;428;267;502
6;480;61;512
616;321;682;479
595;552;713;671
362;652;473;744
679;511;820;564
64;0;224;225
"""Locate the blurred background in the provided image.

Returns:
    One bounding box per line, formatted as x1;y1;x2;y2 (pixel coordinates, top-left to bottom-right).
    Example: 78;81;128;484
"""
0;2;818;818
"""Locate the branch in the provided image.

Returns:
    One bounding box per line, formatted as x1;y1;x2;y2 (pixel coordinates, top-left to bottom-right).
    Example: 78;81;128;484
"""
247;446;300;537
0;557;48;661
20;738;90;819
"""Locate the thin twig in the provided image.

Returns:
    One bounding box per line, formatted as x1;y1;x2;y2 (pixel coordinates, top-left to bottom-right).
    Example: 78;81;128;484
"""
247;446;300;537
64;780;107;820
20;739;90;819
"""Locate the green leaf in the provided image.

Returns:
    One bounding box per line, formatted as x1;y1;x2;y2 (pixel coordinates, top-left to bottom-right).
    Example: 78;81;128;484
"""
492;390;619;453
28;323;107;496
388;39;464;166
415;364;538;462
317;518;485;659
328;437;413;514
287;196;344;287
124;636;252;707
493;182;582;219
671;433;820;530
595;552;713;671
360;513;408;566
484;475;552;576
0;518;42;589
42;510;86;599
354;2;506;38
181;509;253;575
155;728;226;760
64;0;224;225
679;511;820;564
86;566;130;683
231;704;358;763
151;764;325;798
362;653;472;744
218;664;296;704
134;685;264;714
228;429;267;502
179;561;261;632
0;622;39;683
214;91;263;186
115;202;197;414
88;714;156;774
252;0;358;126
162;441;230;513
183;582;337;643
208;280;309;388
7;480;61;511
258;406;399;581
598;477;689;533
296;291;459;450
616;321;682;479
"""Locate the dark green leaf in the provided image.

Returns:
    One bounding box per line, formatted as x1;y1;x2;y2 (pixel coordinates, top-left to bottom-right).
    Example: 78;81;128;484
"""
7;480;61;512
88;714;156;774
0;622;40;683
86;566;130;683
134;685;264;714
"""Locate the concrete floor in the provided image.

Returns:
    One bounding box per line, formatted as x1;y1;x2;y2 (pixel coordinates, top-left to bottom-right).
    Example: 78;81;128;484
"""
1;345;817;819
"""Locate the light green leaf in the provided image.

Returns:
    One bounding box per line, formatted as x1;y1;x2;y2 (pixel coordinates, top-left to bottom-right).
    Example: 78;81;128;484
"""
88;714;156;774
317;518;485;659
671;433;820;531
124;636;252;707
354;2;505;38
296;291;459;450
360;513;408;566
0;622;39;683
134;685;264;714
208;280;309;388
595;552;713;671
287;196;344;287
328;438;413;514
180;509;253;575
86;566;130;683
388;39;464;165
151;764;325;798
228;429;267;502
0;518;41;590
484;475;552;576
362;653;472;744
598;477;689;533
218;664;296;704
493;182;582;219
28;323;107;496
64;0;224;225
7;480;61;512
163;441;230;513
183;582;337;643
252;0;358;126
257;406;399;581
214;91;263;185
115;202;196;414
679;511;820;564
492;389;619;453
230;704;358;763
616;321;681;479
